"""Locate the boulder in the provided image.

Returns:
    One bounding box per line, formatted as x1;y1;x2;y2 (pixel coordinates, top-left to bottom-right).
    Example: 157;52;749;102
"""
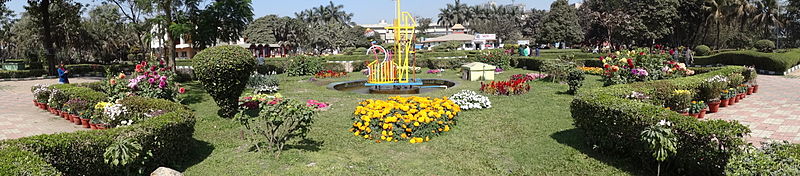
150;167;183;176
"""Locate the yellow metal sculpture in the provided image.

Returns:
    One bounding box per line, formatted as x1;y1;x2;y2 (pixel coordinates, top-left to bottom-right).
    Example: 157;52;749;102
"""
365;0;419;86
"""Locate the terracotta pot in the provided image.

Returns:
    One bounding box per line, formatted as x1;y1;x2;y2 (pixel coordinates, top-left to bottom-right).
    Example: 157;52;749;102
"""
753;85;759;93
698;109;707;119
96;124;110;130
720;99;729;107
741;93;746;99
33;99;37;106
73;116;82;125
730;97;737;105
708;101;721;113
680;112;690;116
60;112;68;119
747;87;754;95
690;113;700;118
80;118;89;127
90;123;98;130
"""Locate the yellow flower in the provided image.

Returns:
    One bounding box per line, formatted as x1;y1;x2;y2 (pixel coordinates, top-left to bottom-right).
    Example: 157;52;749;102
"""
401;133;408;138
444;125;450;132
353;131;360;136
413;122;420;127
410;139;417;144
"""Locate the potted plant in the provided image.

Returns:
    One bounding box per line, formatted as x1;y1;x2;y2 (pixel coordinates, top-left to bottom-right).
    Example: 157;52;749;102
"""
729;88;739;105
700;76;726;113
720;89;733;107
89;117;99;129
689;101;708;119
31;84;51;110
738;85;748;99
667;89;693;115
744;66;757;94
79;111;91;128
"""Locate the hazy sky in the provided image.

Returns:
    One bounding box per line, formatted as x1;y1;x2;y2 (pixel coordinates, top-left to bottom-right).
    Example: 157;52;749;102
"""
5;0;583;24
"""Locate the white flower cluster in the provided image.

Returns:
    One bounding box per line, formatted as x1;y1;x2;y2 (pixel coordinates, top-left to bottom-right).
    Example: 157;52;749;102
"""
254;85;279;94
657;120;673;127
104;103;128;123
32;84;50;97
706;75;728;83
450;90;491;110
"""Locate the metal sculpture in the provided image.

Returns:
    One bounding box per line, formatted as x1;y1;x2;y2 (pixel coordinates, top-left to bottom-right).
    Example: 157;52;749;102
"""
365;0;419;86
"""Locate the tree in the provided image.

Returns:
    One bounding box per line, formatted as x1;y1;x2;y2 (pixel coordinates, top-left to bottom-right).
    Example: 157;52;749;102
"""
26;0;85;74
0;0;15;60
786;0;800;47
295;1;353;25
191;0;253;49
26;0;57;75
437;0;469;29
243;15;280;44
537;0;584;46
85;4;135;63
416;17;432;37
752;0;783;40
105;0;155;60
243;15;308;54
521;9;546;40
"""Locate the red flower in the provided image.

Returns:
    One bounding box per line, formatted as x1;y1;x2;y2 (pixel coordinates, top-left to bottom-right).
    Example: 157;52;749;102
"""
178;87;186;94
626;59;634;68
135;64;144;72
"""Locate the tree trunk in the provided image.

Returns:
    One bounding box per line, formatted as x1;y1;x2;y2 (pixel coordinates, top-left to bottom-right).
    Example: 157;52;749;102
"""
715;21;721;49
36;0;57;76
162;3;176;68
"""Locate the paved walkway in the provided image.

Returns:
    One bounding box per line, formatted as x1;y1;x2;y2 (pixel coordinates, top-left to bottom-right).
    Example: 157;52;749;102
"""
0;78;101;140
706;75;800;145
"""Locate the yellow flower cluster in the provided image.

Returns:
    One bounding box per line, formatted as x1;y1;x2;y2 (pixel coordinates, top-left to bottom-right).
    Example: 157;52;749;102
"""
350;96;460;143
578;67;603;75
673;89;691;95
94;102;112;110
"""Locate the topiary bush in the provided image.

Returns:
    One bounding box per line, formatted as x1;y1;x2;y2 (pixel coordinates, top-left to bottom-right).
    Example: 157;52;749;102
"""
285;56;323;76
193;45;255;117
694;45;711;56
754;40;775;52
566;68;585;94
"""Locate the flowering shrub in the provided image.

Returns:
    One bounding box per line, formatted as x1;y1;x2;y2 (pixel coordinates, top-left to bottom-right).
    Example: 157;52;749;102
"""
480;79;531;96
510;73;547;82
450;90;491;110
699;75;728;102
625;91;650;101
721;89;736;100
105;61;185;102
31;84;51;103
64;98;89;114
578;67;603;75
247;72;279;94
351;96;460;143
689;101;707;114
314;70;347;79
94;102;131;127
475;49;511;69
48;89;68;110
600;50;692;85
666;89;693;112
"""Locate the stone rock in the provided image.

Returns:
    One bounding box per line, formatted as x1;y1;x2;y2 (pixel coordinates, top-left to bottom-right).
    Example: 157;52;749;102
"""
151;167;183;176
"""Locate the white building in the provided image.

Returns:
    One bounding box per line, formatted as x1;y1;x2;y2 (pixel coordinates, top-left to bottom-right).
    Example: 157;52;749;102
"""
420;24;499;51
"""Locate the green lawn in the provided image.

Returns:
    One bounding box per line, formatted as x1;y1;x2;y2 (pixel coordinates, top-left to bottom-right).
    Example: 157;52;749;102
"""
178;69;646;175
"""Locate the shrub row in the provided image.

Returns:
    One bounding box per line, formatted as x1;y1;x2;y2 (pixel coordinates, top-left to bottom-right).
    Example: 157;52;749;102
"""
513;57;602;71
694;50;800;73
0;69;47;79
571;66;751;175
0;84;195;175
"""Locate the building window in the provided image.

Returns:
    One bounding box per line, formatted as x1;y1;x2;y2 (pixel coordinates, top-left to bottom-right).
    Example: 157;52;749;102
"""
180;52;188;58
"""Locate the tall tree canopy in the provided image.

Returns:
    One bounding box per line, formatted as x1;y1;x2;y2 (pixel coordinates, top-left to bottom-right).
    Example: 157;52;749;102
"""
537;0;584;45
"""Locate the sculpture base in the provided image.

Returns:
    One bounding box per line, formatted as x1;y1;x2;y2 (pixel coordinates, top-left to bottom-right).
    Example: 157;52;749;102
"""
368;86;420;94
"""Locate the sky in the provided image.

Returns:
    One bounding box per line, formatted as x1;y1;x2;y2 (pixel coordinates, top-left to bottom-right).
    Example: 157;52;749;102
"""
5;0;582;24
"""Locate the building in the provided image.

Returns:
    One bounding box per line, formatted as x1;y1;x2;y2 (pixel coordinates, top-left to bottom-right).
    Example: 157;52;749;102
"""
420;24;499;50
359;20;454;43
150;25;286;60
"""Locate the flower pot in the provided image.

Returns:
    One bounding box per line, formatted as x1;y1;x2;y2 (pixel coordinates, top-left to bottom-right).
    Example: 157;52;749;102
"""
690;113;700;118
720;99;729;107
736;94;742;102
60;112;68;119
729;97;737;105
747;87;754;95
680;112;690;116
708;101;721;113
81;119;90;128
753;85;759;93
32;99;37;106
740;93;746;99
96;124;110;130
90;123;98;130
698;109;707;119
73;116;82;125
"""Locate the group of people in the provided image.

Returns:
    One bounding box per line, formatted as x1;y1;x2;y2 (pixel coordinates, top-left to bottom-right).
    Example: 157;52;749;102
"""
517;45;540;57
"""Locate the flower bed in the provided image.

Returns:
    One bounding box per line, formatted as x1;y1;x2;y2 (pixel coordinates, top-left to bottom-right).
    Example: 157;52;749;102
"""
450;90;491;110
571;66;750;175
600;50;694;85
0;76;195;175
314;70;348;79
479;79;531;96
578;66;603;75
351;96;460;143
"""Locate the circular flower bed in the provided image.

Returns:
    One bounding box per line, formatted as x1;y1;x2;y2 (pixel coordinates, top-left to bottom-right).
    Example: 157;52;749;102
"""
450;90;491;110
351;96;461;143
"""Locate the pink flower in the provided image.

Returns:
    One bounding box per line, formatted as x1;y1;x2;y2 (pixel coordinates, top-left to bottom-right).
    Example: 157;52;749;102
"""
158;79;167;88
178;87;186;94
148;78;156;84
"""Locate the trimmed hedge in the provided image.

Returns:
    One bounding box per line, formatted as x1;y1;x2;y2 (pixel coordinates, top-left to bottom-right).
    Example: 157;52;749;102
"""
571;66;751;175
694;50;800;73
0;84;195;175
513;57;603;71
0;69;47;78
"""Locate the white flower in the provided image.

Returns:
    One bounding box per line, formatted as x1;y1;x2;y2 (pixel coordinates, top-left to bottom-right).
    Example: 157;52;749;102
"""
658;120;672;127
450;90;491;110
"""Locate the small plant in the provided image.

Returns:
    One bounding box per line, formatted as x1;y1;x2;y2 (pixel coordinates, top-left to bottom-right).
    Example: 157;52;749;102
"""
306;99;329;110
625;91;650;101
247;72;280;94
578;66;603;75
727;73;744;88
689;101;707;114
47;89;69;110
694;45;711;56
235;98;316;158
641;120;677;176
31;84;51;103
699;75;728;102
104;136;151;175
667;89;693;112
754;40;775;52
64;98;89;114
475;50;511;69
721;89;736;100
427;69;444;74
510;73;547;82
286;56;324;76
566;68;585;95
541;59;574;82
450;90;491;110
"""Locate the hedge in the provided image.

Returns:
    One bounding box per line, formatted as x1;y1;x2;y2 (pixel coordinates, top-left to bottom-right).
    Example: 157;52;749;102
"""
571;66;751;175
0;69;47;78
694;50;800;73
0;84;195;175
513;57;603;71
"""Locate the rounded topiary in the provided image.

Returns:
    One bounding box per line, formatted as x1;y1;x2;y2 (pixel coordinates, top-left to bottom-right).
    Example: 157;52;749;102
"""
754;40;775;52
694;45;711;56
193;45;255;117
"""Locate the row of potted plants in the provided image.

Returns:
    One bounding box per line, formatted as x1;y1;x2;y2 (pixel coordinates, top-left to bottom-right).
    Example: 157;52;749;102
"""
33;100;110;129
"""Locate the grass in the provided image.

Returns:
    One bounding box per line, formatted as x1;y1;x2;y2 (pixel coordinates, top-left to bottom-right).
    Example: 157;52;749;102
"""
178;68;645;175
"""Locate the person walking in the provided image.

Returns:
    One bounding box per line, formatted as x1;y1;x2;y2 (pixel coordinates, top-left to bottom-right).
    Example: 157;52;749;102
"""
57;62;69;84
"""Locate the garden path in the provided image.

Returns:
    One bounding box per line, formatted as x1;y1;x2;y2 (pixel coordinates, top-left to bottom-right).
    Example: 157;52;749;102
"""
0;78;101;140
705;75;800;145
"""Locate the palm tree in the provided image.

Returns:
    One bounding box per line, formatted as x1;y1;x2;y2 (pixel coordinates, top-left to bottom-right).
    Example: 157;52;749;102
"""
437;0;468;31
294;1;352;25
752;0;783;39
701;0;730;48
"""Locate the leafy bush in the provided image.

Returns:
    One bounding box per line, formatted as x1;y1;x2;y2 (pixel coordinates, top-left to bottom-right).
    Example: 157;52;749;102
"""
432;41;463;51
351;96;460;143
193;45;255;117
726;142;800;175
450;90;491;110
474;50;512;69
754;40;775;52
541;59;574;82
694;50;800;73
572;66;751;175
247;72;280;94
423;58;465;69
0;146;60;175
235;98;315;157
31;84;51;103
566;68;585;94
285;56;324;76
0;69;47;78
694;45;711;56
